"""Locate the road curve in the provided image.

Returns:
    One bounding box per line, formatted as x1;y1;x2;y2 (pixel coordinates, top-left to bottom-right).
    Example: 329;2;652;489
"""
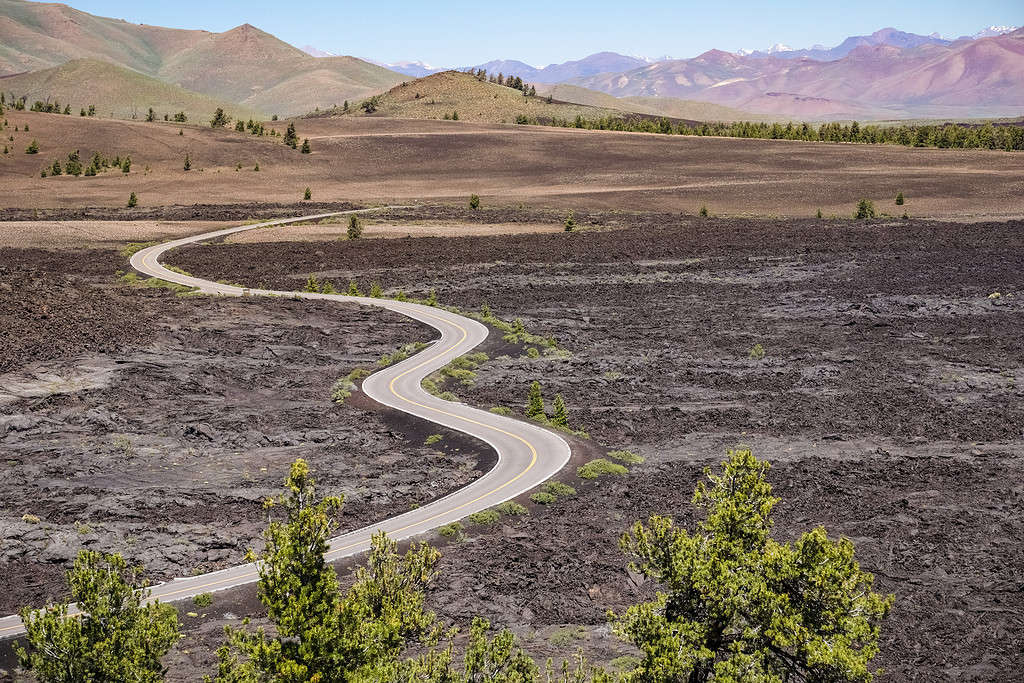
0;209;572;639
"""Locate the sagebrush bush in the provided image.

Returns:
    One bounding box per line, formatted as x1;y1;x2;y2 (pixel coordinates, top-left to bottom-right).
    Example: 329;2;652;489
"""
467;510;500;525
530;492;557;505
578;458;628;479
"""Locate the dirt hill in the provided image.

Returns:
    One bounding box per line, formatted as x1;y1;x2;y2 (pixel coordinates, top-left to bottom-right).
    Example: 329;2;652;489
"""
328;71;625;123
0;59;263;122
0;0;404;117
534;84;773;121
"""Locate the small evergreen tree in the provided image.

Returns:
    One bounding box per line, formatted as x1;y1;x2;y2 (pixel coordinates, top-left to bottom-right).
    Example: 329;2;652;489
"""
895;191;905;205
816;208;823;219
552;394;569;428
16;551;180;682
183;153;191;171
369;282;383;298
25;139;38;154
284;123;298;148
64;149;83;176
50;159;62;176
469;194;480;210
300;138;311;153
146;107;156;122
348;281;362;296
210;108;230;127
452;111;459;120
173;111;187;123
348;214;363;239
699;204;709;217
303;275;321;292
234;120;245;132
254;162;260;171
127;192;138;207
88;104;96;116
426;288;437;306
122;156;131;174
271;114;279;121
854;199;876;219
564;210;576;232
303;187;312;200
525;380;545;420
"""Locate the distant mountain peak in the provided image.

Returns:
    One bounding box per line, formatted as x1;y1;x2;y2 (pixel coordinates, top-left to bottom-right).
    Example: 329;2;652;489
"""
302;45;336;58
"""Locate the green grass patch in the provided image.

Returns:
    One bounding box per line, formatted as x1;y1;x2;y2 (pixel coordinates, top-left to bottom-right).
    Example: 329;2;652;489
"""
578;458;629;479
467;509;500;525
607;449;644;465
424;434;443;446
119;241;157;258
438;522;464;540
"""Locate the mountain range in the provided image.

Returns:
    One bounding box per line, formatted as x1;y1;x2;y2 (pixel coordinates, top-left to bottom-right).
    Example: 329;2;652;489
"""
1;0;1021;122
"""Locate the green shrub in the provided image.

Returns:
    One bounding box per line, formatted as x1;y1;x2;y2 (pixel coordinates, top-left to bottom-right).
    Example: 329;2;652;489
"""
192;593;213;607
542;481;576;497
469;194;480;210
607;449;644;465
525;347;540;358
25;139;38;154
424;434;443;446
895;191;905;206
300;138;311;154
578;458;628;479
699;205;709;217
347;214;362;239
496;501;528;516
564;210;576;232
127;192;138;208
530;492;557;505
438;522;464;540
467;509;500;525
303;187;312;201
854;199;876;219
489;406;511;416
749;343;766;360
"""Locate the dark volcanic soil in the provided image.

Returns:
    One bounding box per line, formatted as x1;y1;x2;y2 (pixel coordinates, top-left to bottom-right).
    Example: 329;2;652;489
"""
2;208;1022;681
0;249;492;618
166;208;1024;680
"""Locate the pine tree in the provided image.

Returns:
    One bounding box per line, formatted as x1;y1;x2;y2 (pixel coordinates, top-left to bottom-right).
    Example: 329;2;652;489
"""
303;274;321;292
347;281;362;296
25;139;38;154
234;120;245;132
122;156;131;174
369;282;383;298
301;138;311;154
50;159;62;176
16;551;180;682
284;123;298;149
895;191;905;206
127;192;138;207
469;194;480;210
303;187;312;200
210;108;230;128
552;394;569;428
146;107;155;122
525;381;545;420
347;214;362;239
564;210;576;232
183;153;191;171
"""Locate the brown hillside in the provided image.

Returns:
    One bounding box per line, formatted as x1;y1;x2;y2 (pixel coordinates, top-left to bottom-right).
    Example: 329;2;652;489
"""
0;0;403;117
0;59;263;122
332;71;623;123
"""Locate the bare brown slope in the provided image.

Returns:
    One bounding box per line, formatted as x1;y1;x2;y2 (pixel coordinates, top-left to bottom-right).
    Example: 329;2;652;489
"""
0;59;263;121
0;0;404;117
2;110;1023;220
329;71;624;123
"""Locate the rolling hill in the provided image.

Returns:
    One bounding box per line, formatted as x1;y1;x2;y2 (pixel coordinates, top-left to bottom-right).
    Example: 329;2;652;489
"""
0;59;264;122
322;71;627;123
0;0;404;117
534;84;774;121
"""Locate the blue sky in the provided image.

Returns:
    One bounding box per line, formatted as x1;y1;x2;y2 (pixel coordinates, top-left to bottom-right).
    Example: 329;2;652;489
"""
52;0;1021;66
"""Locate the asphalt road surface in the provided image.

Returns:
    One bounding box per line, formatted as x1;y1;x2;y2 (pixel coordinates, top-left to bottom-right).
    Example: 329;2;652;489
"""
0;209;572;639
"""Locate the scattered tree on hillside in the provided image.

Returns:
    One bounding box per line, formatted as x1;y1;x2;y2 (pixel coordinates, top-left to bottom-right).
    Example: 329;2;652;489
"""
88;104;96;117
173;111;187;123
303;186;312;200
25;139;38;154
127;192;138;207
183;153;191;171
121;156;131;173
612;448;892;682
895;191;905;205
16;550;180;682
146;107;156;122
469;194;480;210
347;214;362;240
210;108;231;128
360;96;382;114
300;138;311;154
64;150;83;176
234;120;245;132
50;159;62;176
452;111;459;120
284;122;298;148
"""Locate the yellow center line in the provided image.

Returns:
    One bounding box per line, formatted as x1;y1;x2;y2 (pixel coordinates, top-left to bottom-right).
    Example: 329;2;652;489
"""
30;251;547;614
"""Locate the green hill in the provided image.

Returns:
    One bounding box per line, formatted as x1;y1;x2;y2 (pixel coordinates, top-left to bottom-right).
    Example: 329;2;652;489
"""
0;59;264;122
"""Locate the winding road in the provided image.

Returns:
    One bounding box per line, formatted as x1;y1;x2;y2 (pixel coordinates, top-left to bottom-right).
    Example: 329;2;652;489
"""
0;209;572;639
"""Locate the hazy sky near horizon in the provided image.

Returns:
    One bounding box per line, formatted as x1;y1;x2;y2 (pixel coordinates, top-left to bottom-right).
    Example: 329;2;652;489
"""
44;0;1021;65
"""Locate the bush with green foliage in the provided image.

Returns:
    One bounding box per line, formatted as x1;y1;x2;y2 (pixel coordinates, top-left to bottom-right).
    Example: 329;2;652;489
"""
469;194;480;210
895;191;905;205
303;187;312;201
183;153;191;171
467;509;500;525
193;593;213;607
564;210;576;232
530;492;557;505
578;458;628;479
283;122;298;148
749;342;766;360
369;282;382;297
525;380;546;421
612;448;892;682
495;501;528;516
699;204;709;217
301;138;311;154
347;214;362;239
542;481;576;497
424;434;443;446
854;199;876;219
16;550;180;681
25;139;38;154
210;108;231;128
127;192;138;208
